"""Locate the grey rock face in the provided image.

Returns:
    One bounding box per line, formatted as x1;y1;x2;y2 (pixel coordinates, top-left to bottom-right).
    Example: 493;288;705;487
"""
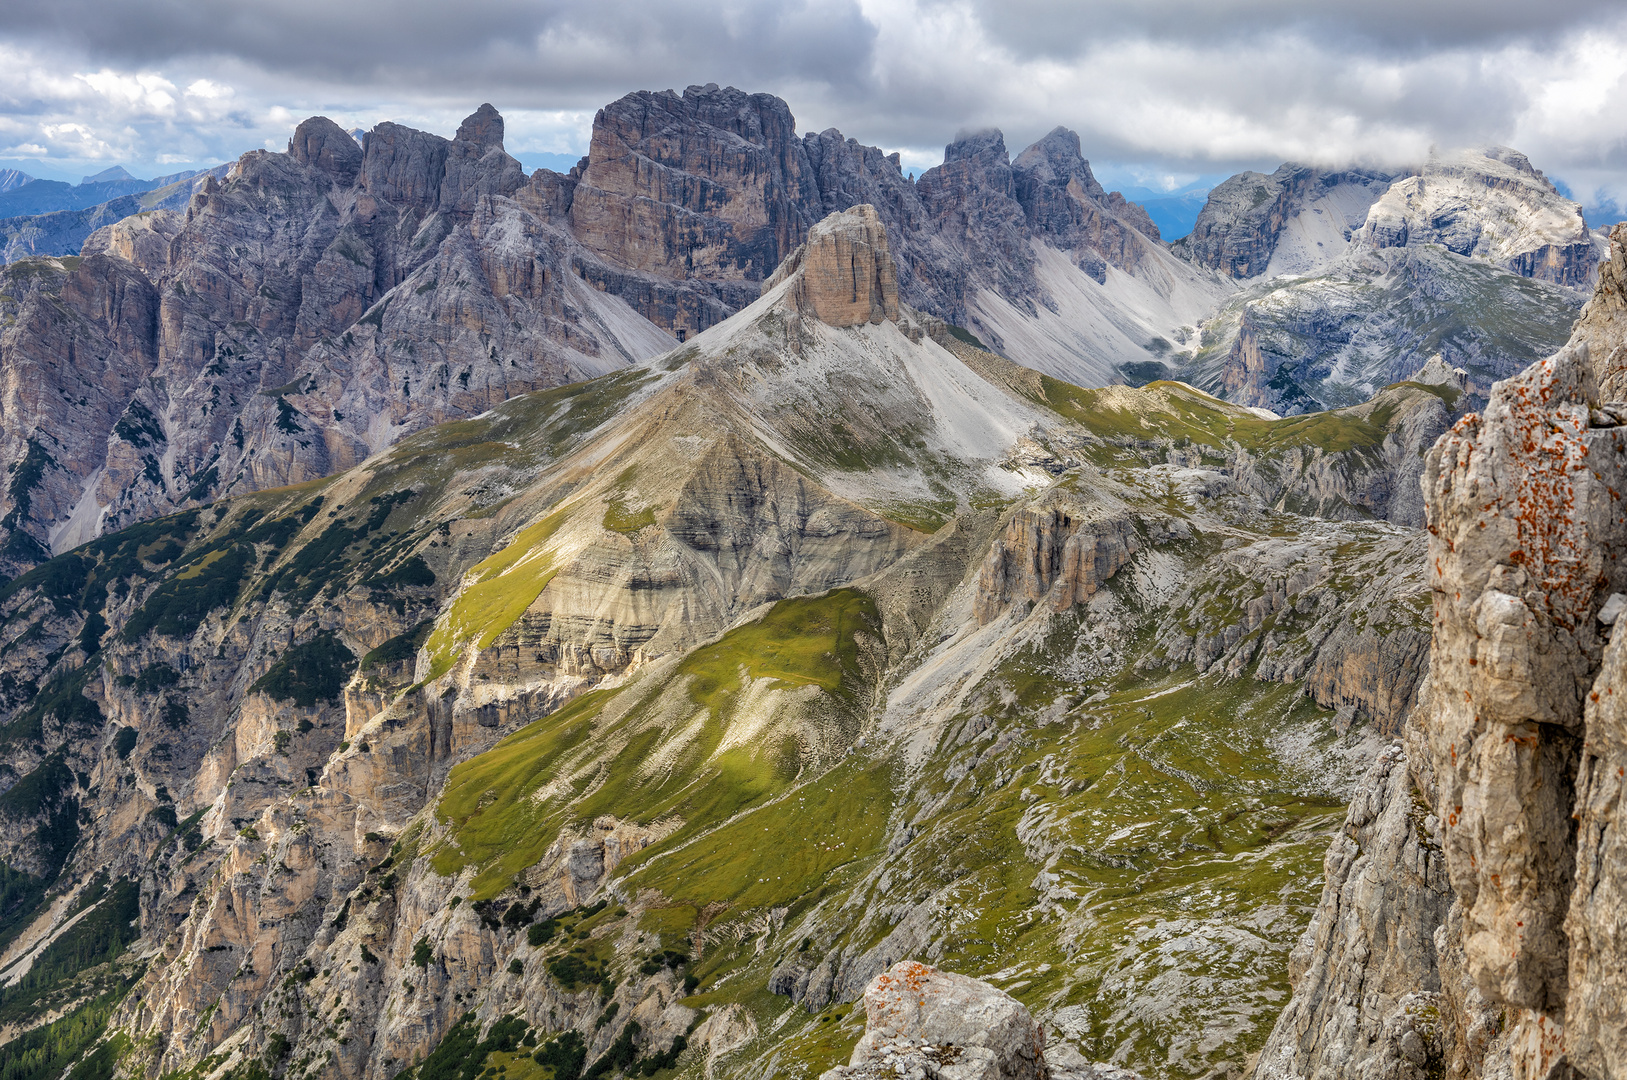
972;490;1139;625
1421;343;1625;1016
1180;165;1393;279
287;115;364;185
1570;223;1627;401
1261;310;1627;1079
564;85;1161;341
1253;744;1452;1080
1196;243;1583;416
0;104;669;576
1565;615;1627;1079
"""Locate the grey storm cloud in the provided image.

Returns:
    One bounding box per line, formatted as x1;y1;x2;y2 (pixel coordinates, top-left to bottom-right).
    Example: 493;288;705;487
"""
0;0;880;101
1;0;1625;204
955;0;1627;55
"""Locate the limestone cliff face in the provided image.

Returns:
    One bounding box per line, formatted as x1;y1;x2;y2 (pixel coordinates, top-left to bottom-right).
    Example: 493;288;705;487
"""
1180;163;1322;279
1257;316;1627;1078
972;488;1139;625
1566;610;1627;1079
1253;743;1451;1080
555;85;1173;337
1420;346;1625;1022
762;205;899;327
1357;148;1598;288
569;86;818;287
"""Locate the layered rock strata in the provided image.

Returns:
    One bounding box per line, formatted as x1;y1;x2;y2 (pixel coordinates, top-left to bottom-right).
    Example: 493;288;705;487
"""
972;491;1138;624
764;205;900;326
0;106;672;575
1357;148;1598;288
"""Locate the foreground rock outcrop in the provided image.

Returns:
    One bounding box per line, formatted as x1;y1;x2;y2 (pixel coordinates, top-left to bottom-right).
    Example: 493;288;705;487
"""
1256;239;1627;1079
1253;743;1451;1080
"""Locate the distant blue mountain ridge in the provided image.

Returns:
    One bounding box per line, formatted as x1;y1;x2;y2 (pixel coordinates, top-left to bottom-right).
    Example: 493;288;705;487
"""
0;164;217;219
0;164;228;264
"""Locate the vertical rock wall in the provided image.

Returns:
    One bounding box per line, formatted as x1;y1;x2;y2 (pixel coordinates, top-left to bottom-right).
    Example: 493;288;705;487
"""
1257;323;1627;1079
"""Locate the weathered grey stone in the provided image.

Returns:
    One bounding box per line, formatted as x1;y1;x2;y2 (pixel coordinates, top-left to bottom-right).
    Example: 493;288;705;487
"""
1253;744;1452;1080
820;962;1142;1080
1564;619;1627;1080
1420;342;1627;1018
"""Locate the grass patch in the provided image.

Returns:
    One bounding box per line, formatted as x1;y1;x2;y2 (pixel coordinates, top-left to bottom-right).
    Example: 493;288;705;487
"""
435;589;882;899
602;500;656;535
424;501;576;679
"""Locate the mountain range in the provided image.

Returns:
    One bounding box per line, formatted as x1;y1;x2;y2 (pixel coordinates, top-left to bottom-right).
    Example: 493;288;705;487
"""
0;83;1620;1080
0;89;1603;582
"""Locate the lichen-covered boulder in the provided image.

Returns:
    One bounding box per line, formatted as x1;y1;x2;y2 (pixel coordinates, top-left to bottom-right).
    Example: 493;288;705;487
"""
820;961;1140;1080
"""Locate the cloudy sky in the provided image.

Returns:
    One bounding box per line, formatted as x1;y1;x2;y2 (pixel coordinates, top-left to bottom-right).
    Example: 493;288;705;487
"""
2;0;1626;207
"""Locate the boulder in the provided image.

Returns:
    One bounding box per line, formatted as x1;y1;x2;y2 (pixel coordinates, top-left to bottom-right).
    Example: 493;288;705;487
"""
820;961;1140;1080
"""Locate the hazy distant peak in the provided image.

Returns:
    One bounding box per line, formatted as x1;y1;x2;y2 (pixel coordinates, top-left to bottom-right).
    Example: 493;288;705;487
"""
80;164;136;185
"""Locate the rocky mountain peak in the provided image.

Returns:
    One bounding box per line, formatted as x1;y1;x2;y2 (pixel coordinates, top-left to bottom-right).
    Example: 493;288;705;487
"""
358;119;451;210
1010;126;1106;200
453;102;505;150
440;103;524;212
287;115;363;185
944;129;1010;168
1481;144;1544;180
1355;146;1596;285
763;204;900;327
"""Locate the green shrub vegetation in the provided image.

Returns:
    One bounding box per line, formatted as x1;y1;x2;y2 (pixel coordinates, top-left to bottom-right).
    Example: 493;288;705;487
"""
366;556;435;590
0;992;129;1080
411;1013;531;1080
122;545;252;641
0;879;139;1027
250;632;357;707
531;1032;585;1080
362;621;433;672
